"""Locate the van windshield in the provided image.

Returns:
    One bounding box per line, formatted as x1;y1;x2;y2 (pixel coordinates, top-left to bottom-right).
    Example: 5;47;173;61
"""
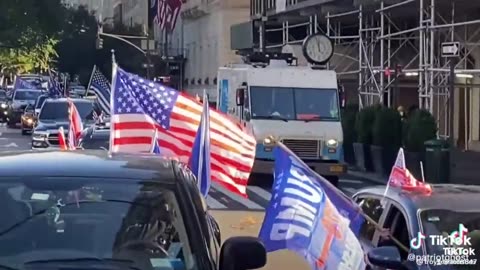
249;86;340;121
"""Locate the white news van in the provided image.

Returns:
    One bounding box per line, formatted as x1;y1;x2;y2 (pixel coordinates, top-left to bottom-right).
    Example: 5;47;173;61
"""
216;53;346;185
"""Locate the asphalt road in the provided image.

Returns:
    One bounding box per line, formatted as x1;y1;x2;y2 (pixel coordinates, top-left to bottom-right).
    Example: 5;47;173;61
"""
0;124;380;269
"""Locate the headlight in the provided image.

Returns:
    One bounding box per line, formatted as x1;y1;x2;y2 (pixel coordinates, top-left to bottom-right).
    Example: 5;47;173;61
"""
0;103;6;108
326;139;338;147
26;118;33;124
32;132;48;141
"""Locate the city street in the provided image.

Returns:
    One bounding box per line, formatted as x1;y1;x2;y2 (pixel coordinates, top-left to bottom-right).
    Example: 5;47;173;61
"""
0;124;381;211
0;124;381;270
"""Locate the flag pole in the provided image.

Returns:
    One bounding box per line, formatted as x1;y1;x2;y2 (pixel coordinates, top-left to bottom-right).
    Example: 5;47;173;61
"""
108;49;117;155
263;135;409;252
420;161;426;182
85;65;96;97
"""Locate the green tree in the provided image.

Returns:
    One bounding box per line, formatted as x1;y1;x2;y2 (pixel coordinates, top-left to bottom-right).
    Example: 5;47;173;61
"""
0;0;67;74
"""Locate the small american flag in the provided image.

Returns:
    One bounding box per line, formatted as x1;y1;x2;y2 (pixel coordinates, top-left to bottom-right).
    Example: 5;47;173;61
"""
111;67;256;195
385;148;431;194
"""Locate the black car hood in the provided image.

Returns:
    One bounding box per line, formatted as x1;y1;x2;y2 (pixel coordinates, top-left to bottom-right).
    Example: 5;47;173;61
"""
35;119;95;132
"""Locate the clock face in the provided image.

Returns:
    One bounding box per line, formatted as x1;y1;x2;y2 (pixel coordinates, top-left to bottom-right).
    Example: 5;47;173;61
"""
302;34;334;65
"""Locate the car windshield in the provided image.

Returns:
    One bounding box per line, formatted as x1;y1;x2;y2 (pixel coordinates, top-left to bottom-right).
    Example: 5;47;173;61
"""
13;90;42;101
39;101;94;121
35;96;48;109
420;209;480;263
249;86;340;121
0;177;196;269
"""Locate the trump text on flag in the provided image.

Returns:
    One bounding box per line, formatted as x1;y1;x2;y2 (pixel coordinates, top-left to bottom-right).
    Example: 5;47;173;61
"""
259;146;365;270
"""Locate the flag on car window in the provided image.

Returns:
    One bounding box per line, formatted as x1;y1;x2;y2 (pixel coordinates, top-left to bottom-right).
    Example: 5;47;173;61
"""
258;146;366;270
58;127;68;151
67;100;83;148
188;91;211;197
110;66;256;196
384;148;432;194
14;78;36;90
150;129;161;154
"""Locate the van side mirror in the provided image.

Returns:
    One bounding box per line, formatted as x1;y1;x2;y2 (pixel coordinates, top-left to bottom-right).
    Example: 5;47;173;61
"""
244;110;251;121
219;236;266;270
236;88;245;106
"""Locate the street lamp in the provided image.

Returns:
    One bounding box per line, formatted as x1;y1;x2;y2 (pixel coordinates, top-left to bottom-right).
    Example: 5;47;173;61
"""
96;20;153;78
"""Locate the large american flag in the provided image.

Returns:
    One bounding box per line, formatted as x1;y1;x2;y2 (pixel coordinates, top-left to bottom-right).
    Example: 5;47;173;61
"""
152;0;182;32
110;67;256;195
87;66;111;115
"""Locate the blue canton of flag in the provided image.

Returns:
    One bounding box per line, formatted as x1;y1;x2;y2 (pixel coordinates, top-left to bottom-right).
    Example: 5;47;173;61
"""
48;70;63;97
88;67;111;115
150;129;161;154
113;68;179;129
258;146;366;270
188;91;211;197
14;78;36;90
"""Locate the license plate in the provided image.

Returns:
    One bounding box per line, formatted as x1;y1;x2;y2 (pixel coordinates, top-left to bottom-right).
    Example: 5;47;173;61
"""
329;165;344;173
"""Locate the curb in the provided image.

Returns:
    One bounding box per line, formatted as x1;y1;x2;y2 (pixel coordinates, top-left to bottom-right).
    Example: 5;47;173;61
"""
347;170;388;185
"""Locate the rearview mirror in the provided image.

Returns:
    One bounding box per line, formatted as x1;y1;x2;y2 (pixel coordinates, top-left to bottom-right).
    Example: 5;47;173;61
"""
244;110;251;121
367;246;403;269
236;88;245;106
219;236;266;270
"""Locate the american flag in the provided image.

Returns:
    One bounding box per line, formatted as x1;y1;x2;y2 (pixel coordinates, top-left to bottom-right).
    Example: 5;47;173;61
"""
110;67;256;195
68;100;83;145
385;148;431;194
87;66;111;115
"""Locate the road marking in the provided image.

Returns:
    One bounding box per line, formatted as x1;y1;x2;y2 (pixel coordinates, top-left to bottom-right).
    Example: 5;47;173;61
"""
339;179;364;184
206;195;227;209
247;186;272;201
212;182;264;210
2;142;18;148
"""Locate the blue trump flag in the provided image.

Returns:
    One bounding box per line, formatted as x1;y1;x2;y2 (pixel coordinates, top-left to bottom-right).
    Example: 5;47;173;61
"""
14;78;36;90
259;146;366;270
150;129;161;154
188;92;211;197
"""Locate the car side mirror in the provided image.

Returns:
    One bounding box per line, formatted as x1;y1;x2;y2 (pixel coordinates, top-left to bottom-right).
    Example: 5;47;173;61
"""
244;110;251;121
367;246;403;269
219;236;266;270
236;88;245;106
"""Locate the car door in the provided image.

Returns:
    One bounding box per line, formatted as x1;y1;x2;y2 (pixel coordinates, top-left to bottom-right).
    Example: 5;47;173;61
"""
378;200;412;261
353;194;391;253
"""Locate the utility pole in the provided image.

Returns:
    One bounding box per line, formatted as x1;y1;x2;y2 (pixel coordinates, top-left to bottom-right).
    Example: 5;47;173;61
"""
449;60;456;146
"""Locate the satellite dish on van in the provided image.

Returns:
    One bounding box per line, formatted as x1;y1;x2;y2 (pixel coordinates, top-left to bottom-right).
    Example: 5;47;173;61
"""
302;33;334;65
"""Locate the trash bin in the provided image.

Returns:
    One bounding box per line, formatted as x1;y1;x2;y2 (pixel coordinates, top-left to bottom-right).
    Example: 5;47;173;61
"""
424;139;450;183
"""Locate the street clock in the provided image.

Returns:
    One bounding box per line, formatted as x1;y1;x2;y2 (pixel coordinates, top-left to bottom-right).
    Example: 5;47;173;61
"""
302;33;334;65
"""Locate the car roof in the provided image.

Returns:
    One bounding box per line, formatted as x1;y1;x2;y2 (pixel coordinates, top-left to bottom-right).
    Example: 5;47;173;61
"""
0;150;181;183
15;89;42;92
355;184;480;211
45;98;93;103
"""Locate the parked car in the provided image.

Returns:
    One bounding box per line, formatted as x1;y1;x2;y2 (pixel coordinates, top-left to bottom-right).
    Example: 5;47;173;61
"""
0;150;267;270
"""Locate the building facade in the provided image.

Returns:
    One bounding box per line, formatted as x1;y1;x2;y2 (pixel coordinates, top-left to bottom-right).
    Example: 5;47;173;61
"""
181;0;250;101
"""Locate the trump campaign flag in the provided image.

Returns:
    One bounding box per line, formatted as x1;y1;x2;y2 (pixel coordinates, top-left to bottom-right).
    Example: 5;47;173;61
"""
14;78;36;90
258;146;365;270
150;129;161;154
110;66;256;196
188;91;211;197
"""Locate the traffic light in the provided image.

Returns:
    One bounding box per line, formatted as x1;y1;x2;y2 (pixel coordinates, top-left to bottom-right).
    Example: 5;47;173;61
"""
96;37;103;49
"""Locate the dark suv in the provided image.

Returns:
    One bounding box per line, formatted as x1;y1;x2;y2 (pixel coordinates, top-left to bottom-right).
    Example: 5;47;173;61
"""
31;98;95;149
6;89;42;128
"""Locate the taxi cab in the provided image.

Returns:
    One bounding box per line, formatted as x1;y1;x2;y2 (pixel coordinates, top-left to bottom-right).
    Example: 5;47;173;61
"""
0;150;267;270
354;185;480;269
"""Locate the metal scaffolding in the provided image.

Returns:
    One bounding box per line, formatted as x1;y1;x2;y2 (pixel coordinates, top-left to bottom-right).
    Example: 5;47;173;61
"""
260;0;480;139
